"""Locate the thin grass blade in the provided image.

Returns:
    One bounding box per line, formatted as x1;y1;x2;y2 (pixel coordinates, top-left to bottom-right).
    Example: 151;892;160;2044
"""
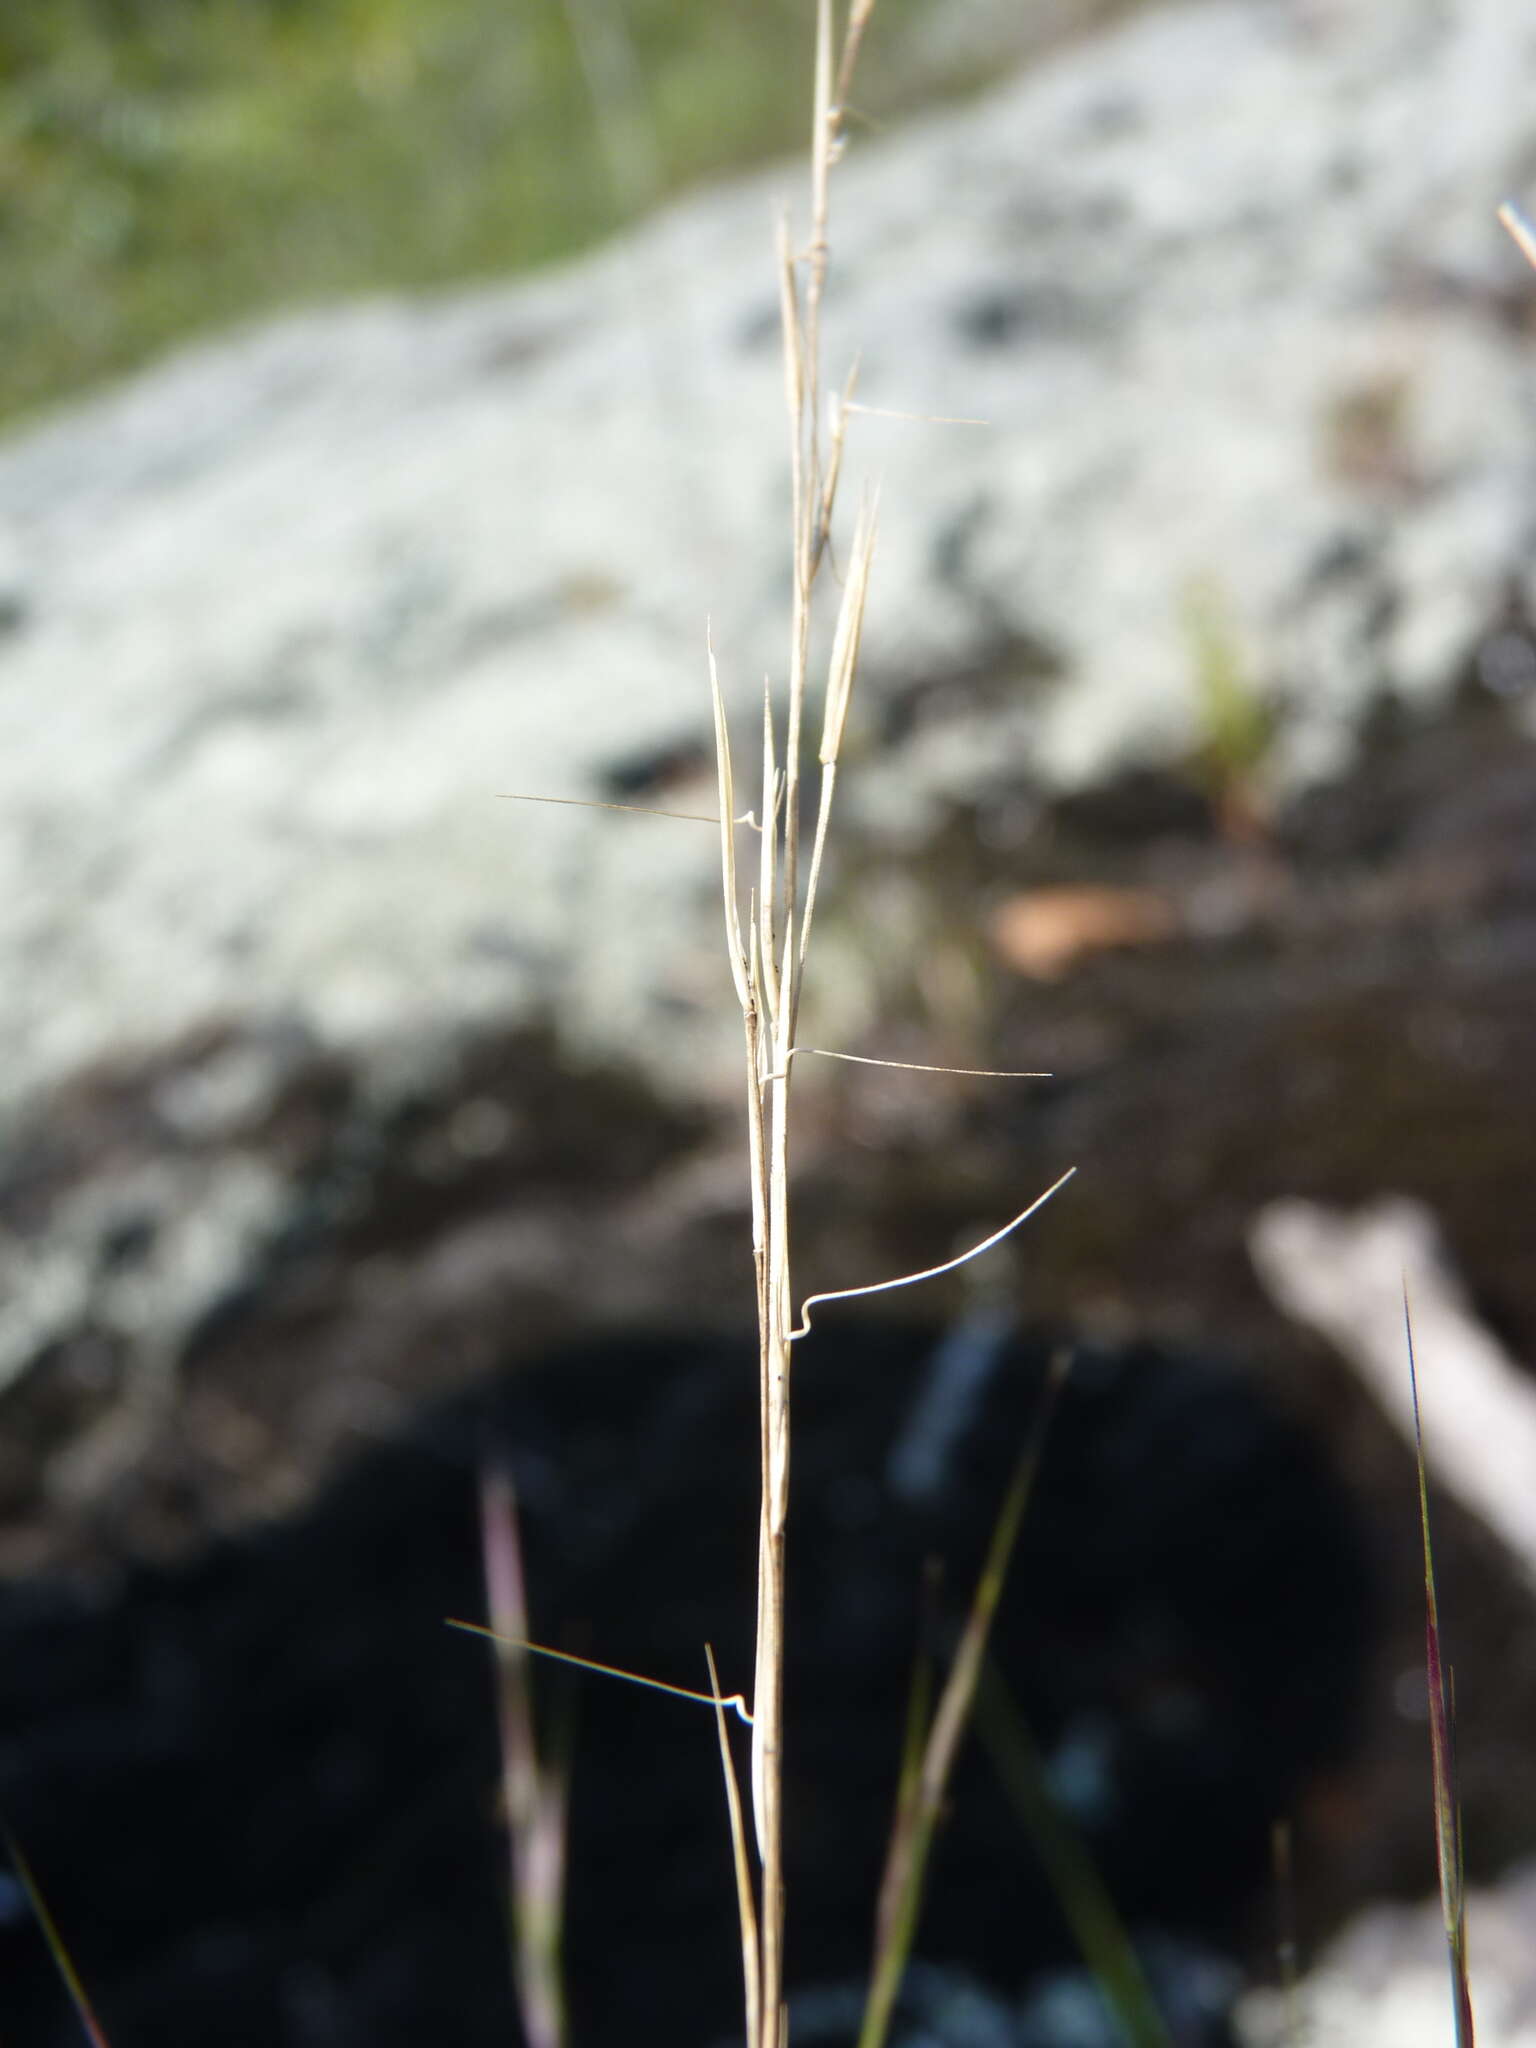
4;1828;113;2048
858;1351;1070;2048
793;1169;1077;1339
1405;1290;1475;2048
707;629;752;1012
1270;1820;1303;2048
707;1644;763;2048
874;1560;941;1962
974;1670;1170;2048
447;1620;754;1722
758;680;782;1022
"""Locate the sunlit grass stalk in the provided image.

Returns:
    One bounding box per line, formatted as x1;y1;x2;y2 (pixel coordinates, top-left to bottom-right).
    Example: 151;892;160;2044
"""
708;7;1075;2037
706;9;879;2042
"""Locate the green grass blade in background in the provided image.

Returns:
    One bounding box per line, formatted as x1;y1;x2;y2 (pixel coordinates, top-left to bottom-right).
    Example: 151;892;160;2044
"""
973;1671;1171;2048
859;1349;1070;2048
1269;1820;1303;2048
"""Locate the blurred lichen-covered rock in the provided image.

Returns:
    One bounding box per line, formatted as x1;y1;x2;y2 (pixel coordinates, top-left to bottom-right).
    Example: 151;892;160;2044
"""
0;0;1532;1132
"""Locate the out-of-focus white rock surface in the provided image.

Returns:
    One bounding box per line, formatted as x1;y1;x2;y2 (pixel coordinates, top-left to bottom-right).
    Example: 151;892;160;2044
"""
1239;1862;1536;2048
1251;1196;1536;1592
2;0;1535;1115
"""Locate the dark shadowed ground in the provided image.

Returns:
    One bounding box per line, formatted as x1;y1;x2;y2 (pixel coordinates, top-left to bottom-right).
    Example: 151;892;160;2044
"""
0;1320;1370;2047
2;671;1535;2039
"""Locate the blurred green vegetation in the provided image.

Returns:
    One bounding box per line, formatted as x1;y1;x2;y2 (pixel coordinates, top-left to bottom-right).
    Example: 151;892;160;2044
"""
0;0;948;427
